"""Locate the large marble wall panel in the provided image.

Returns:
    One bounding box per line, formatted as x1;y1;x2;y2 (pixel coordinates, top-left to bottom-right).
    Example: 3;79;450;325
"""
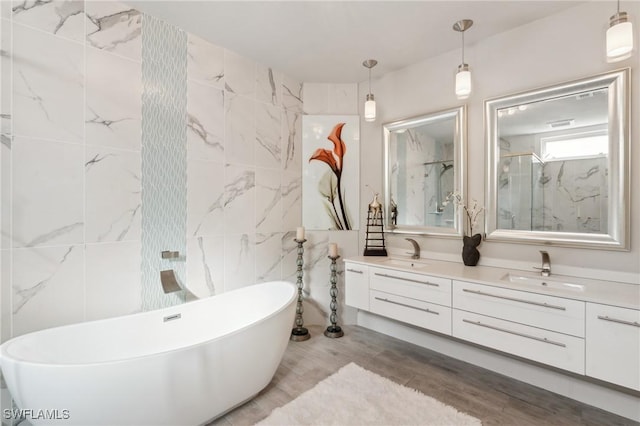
85;47;141;151
256;232;283;283
85;241;141;320
85;1;142;60
85;146;141;243
186;235;224;298
1;136;10;251
12;0;85;42
12;23;84;143
257;64;282;106
187;33;224;89
2;18;11;253
224;233;256;291
1;249;11;342
225;93;255;166
255;102;282;169
282;108;301;172
223;164;256;235
186;159;224;237
282;172;302;232
224;49;255;97
187;79;224;163
12;244;84;336
282;75;303;113
256;168;282;233
12;136;84;248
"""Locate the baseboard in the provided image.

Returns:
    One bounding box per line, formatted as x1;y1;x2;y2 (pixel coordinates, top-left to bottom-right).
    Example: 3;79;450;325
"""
357;311;640;422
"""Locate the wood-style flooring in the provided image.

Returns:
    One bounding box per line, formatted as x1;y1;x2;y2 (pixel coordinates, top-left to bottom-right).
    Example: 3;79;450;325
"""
211;325;638;426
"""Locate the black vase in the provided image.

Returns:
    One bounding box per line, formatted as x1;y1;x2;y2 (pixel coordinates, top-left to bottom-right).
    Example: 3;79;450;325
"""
462;234;482;266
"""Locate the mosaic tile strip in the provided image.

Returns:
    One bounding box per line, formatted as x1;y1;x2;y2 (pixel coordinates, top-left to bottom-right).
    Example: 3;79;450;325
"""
141;15;187;310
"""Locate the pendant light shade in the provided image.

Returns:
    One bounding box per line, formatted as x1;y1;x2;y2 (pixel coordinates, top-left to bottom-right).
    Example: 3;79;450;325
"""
363;59;378;122
364;94;376;122
455;64;471;99
607;7;634;62
453;19;473;100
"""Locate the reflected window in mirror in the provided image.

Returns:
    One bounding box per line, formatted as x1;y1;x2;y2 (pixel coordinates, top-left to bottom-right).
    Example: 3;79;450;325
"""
384;106;466;237
486;69;630;249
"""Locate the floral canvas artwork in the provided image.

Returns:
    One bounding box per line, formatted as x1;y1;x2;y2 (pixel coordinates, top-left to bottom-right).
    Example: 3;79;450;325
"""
302;115;360;230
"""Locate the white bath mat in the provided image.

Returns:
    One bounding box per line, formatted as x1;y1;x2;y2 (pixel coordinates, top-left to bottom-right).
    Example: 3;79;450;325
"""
256;362;482;425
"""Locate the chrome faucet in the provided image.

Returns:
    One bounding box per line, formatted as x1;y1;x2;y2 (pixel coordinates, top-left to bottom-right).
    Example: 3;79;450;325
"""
405;238;420;259
535;250;551;277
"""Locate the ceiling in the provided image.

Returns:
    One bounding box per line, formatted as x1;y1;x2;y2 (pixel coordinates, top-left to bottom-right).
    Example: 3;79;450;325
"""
128;1;585;84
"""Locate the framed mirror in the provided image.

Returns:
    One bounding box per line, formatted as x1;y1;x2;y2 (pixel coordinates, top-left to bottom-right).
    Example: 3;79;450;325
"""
485;68;630;250
383;106;466;236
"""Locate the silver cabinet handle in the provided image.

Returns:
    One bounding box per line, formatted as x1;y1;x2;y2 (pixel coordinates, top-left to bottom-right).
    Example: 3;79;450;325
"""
374;272;439;287
462;288;566;311
462;319;566;347
374;297;440;315
597;315;640;328
347;269;364;274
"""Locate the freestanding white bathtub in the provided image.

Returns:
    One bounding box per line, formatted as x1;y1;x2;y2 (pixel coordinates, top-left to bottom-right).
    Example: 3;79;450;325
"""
0;281;297;425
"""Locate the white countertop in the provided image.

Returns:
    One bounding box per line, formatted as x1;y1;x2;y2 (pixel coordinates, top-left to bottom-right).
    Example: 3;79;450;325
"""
345;256;640;310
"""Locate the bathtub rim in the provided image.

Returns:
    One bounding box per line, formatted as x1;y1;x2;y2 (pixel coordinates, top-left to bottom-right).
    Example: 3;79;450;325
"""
0;281;297;368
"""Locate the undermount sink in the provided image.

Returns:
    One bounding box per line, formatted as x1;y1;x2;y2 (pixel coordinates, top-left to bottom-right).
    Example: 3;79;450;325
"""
381;258;428;270
501;273;585;292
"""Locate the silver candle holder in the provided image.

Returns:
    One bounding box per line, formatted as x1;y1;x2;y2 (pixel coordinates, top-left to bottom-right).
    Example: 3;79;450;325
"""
324;255;344;338
291;238;310;341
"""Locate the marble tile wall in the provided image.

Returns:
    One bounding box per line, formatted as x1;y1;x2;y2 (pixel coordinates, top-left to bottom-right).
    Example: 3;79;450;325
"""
185;32;303;299
0;0;305;342
1;1;143;339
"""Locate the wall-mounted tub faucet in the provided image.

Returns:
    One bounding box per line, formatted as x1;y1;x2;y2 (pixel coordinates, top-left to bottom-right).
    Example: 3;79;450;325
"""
534;250;551;277
405;238;420;259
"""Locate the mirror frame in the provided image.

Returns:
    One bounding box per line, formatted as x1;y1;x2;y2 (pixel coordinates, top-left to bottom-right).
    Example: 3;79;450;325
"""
383;105;467;236
484;68;630;250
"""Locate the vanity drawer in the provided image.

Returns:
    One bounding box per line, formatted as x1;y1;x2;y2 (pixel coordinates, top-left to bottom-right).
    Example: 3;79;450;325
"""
586;303;640;391
371;290;451;335
453;310;585;374
345;263;370;311
370;267;451;307
453;281;585;337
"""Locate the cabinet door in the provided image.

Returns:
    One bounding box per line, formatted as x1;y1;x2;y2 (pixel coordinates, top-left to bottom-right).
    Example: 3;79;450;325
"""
370;267;451;307
344;263;369;311
586;303;640;391
371;290;451;335
453;281;585;337
453;310;585;374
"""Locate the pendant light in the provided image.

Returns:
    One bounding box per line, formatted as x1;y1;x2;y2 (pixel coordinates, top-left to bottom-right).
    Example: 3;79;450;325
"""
362;59;378;122
606;0;634;62
453;19;473;100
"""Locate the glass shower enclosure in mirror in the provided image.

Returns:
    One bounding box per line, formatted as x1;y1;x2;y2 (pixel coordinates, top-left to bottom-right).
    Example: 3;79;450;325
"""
383;106;466;236
485;68;630;250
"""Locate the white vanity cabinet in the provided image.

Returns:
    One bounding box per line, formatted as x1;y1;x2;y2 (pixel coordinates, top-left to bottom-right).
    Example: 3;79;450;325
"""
369;267;452;335
452;280;586;374
586;303;640;391
344;257;640;393
344;262;370;311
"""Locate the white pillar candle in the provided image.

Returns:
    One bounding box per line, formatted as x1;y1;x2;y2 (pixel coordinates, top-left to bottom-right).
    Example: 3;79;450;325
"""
296;227;305;240
328;243;338;257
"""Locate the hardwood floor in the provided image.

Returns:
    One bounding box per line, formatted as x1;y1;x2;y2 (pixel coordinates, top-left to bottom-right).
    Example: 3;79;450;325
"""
211;325;638;425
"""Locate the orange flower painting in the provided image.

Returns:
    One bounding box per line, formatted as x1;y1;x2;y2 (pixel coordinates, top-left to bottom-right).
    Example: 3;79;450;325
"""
303;117;359;231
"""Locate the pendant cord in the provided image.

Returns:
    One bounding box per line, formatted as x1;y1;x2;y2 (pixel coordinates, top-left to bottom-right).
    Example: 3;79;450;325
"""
368;68;372;95
461;31;465;64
